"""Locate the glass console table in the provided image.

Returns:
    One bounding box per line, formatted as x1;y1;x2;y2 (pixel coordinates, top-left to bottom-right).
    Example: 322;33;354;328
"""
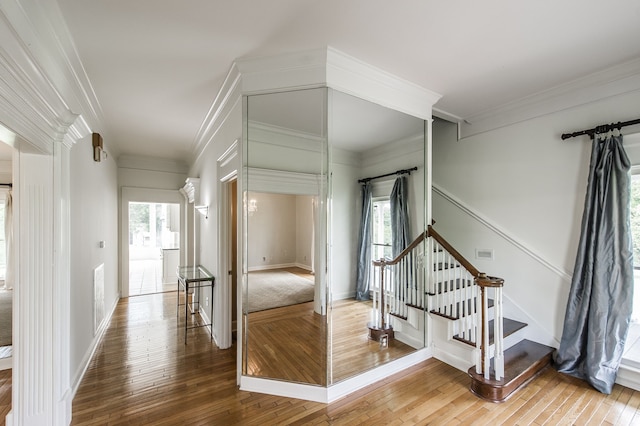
177;265;215;344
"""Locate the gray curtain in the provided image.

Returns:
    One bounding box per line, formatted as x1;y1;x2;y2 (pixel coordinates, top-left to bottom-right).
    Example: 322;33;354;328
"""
390;176;410;257
4;191;12;290
355;183;372;300
555;133;633;394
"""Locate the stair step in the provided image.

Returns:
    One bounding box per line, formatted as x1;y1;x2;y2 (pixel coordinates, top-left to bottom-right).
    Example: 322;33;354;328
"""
430;298;494;320
453;317;526;347
468;339;555;402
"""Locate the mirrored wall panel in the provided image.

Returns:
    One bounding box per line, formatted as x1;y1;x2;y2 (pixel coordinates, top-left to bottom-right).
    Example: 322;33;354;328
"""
243;88;329;385
241;86;427;388
327;89;426;384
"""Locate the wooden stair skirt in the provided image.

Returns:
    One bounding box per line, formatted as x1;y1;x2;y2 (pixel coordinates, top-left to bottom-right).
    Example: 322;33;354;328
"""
468;339;555;403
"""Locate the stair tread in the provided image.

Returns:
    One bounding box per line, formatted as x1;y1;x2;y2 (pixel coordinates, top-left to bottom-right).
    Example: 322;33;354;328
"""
489;318;527;343
453;317;526;346
469;339;555;386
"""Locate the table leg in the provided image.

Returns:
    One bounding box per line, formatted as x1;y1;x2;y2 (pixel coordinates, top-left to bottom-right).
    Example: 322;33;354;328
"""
185;282;188;344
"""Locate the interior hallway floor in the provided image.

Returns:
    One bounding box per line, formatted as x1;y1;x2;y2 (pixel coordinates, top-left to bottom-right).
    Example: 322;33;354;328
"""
68;291;640;425
128;258;175;296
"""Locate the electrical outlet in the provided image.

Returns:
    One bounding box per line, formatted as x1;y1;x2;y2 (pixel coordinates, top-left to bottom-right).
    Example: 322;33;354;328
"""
205;296;209;307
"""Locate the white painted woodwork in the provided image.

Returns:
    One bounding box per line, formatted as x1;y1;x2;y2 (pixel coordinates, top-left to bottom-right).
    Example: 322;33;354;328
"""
215;140;238;350
230;48;439;401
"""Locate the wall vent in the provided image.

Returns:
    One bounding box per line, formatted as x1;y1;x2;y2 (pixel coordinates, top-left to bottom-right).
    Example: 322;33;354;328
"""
475;249;494;260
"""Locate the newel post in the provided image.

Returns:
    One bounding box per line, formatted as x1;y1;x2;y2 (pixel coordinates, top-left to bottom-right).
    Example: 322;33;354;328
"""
474;273;505;380
368;258;395;342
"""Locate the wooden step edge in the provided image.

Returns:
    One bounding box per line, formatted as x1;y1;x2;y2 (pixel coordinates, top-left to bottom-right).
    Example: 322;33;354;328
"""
406;303;424;310
467;339;555;403
453;317;527;347
389;312;408;321
429;310;459;321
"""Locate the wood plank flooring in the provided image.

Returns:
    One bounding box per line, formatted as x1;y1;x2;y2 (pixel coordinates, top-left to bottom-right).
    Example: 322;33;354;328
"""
246;298;415;385
66;291;640;425
0;369;10;424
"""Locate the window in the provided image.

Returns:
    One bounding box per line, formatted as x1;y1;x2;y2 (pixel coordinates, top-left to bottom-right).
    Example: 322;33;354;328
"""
630;173;640;322
371;198;391;290
0;194;5;281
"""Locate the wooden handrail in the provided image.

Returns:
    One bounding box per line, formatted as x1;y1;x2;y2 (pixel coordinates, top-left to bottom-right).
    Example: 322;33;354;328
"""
475;274;504;288
427;226;481;277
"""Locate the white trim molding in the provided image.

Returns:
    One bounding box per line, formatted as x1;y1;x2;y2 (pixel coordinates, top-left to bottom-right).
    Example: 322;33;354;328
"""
240;347;432;403
235;47;442;121
454;58;640;139
433;184;572;283
247;167;321;196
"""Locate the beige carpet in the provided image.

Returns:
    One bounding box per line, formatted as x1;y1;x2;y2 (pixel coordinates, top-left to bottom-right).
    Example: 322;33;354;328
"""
248;270;314;313
0;289;11;348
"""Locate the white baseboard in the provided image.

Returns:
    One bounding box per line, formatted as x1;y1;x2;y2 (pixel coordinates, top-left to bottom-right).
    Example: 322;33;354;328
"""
617;363;640;392
0;357;10;371
332;291;355;301
248;263;297;272
240;347;432;403
432;345;474;373
71;295;119;397
294;262;312;271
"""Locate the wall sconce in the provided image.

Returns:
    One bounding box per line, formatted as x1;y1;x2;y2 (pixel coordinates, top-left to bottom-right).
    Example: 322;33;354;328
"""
248;199;258;216
195;205;209;219
92;132;107;162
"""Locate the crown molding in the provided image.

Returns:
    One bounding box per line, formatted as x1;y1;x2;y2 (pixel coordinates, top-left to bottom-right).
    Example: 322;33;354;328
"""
236;47;442;120
0;1;101;152
325;47;441;121
118;154;188;174
191;63;242;162
457;58;640;139
194;47;442;164
182;177;200;204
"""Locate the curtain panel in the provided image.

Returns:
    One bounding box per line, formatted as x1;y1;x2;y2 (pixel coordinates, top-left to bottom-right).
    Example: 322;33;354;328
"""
555;133;633;394
355;183;372;300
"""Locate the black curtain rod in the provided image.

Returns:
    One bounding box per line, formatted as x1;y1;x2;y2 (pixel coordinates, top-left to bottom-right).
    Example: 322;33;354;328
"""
561;118;640;140
358;167;418;184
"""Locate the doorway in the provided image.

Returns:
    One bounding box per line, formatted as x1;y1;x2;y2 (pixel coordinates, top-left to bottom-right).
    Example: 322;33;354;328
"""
128;202;180;296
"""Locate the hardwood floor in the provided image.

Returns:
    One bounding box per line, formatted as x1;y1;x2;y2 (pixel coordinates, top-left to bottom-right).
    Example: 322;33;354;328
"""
246;295;415;385
67;291;640;425
0;369;10;424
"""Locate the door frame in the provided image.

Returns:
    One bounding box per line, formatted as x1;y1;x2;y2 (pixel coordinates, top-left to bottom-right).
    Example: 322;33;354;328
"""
120;187;185;298
216;139;238;351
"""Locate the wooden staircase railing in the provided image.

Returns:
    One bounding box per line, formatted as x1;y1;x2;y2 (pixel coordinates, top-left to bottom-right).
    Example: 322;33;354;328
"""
369;225;506;382
369;230;427;341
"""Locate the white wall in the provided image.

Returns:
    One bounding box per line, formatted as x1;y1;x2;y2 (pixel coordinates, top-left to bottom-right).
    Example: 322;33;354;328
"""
329;150;360;300
295;195;314;269
189;94;242;349
70;134;119;388
247;192;297;269
432;89;640;344
118;155;188;190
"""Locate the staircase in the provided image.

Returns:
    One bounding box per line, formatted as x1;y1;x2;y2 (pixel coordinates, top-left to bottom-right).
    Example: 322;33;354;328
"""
371;225;555;403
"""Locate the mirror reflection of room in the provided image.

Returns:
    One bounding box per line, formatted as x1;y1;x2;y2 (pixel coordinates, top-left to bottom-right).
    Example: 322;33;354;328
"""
328;89;426;383
243;86;428;387
244;87;328;386
0;141;12;362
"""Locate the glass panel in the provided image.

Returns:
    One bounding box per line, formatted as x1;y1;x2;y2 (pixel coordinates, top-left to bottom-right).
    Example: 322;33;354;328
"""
242;88;328;386
327;88;426;384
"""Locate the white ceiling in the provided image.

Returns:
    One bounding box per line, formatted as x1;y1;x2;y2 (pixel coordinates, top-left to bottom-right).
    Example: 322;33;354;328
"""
55;0;640;162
